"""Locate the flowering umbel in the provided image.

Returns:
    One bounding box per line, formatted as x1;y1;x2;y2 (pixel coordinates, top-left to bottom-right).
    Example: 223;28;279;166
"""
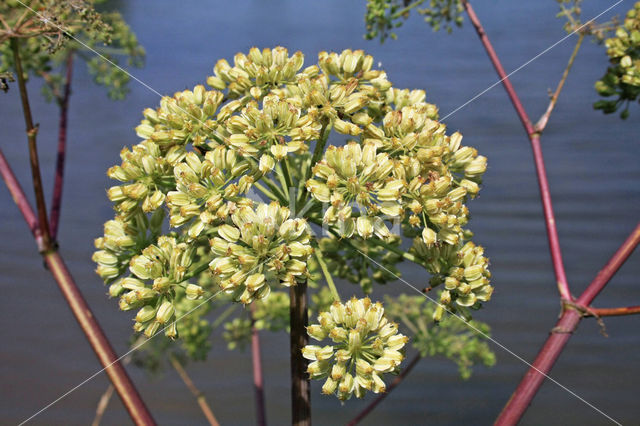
303;297;407;400
94;46;492;401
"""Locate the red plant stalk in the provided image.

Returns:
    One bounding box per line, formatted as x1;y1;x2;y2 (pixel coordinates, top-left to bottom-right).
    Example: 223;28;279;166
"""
346;354;422;426
0;147;155;425
250;304;267;426
590;305;640;317
50;52;74;241
461;0;571;302
496;222;640;425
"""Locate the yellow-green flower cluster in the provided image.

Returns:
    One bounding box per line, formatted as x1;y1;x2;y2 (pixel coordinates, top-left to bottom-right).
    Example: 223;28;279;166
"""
135;85;225;148
594;2;640;118
303;297;407;400
208;46;305;99
412;239;493;320
209;202;312;304
306;141;402;239
166;147;255;239
107;141;185;218
224;95;320;163
106;236;206;338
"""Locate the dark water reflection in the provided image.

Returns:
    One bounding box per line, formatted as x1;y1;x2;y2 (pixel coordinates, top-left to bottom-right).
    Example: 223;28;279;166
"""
1;1;639;424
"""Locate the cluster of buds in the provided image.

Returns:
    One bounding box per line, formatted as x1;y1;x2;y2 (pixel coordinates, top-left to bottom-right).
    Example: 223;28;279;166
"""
93;211;163;283
303;297;407;400
106;236;205;337
135;85;225;149
209;202;312;304
594;2;640;118
166;147;255;239
223;95;320;163
208;46;305;99
412;239;493;320
306;141;402;239
107;141;185;217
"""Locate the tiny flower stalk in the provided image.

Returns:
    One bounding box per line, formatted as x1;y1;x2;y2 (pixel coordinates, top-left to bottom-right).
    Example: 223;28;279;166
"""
94;46;492;420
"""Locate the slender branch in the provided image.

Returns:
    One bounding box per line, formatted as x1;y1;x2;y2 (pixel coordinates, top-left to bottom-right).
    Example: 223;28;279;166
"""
0;148;40;240
589;305;640;317
576;222;640;306
92;337;141;426
390;0;426;20
346;354;422;426
92;384;115;426
169;355;220;426
535;33;585;132
461;0;572;302
290;280;310;426
496;222;640;425
250;304;268;426
299;119;331;206
11;37;52;252
253;181;280;202
50;52;74;241
0;148;154;425
314;248;341;302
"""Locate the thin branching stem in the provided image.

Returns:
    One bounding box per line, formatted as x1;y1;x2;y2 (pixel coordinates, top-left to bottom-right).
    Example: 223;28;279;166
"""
249;304;268;426
535;33;585;132
169;355;221;426
11;37;52;252
314;248;341;302
461;0;572;302
589;305;640;317
50;52;74;241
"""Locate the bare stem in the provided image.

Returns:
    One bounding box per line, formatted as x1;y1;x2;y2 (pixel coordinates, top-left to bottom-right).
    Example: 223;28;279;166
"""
314;248;340;302
50;52;74;241
250;304;268;426
496;222;640;425
0;147;154;425
346;354;422;425
461;0;572;302
92;384;115;426
535;33;585;132
589;305;640;317
169;355;220;426
290;280;310;426
11;37;52;252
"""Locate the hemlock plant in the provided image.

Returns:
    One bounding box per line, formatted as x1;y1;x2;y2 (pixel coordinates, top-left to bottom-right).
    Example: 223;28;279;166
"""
94;46;495;401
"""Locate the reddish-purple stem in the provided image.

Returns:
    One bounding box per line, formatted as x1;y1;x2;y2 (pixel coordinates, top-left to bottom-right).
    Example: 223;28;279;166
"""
461;1;640;423
250;304;267;426
0;147;155;425
590;305;640;317
49;53;73;241
346;354;422;426
496;222;640;425
462;0;572;302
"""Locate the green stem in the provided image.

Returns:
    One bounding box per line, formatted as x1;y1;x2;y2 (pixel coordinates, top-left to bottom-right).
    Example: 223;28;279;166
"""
252;181;280;202
299;120;331;205
11;37;52;252
315;248;341;302
261;174;289;204
390;0;426;19
212;304;237;329
280;158;294;193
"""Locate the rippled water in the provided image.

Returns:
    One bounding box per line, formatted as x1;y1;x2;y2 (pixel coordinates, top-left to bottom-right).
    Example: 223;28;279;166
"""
1;1;639;425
